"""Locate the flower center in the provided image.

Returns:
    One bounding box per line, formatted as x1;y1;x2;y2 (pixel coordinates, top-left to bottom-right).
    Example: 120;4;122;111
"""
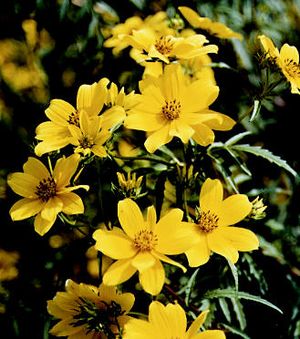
161;99;181;121
155;36;174;55
197;210;219;233
133;230;158;251
35;177;57;202
72;298;124;336
80;136;95;149
68;110;80;127
283;58;300;78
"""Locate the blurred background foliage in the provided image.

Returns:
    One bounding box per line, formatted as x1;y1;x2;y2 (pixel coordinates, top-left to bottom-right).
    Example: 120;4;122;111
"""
0;0;300;338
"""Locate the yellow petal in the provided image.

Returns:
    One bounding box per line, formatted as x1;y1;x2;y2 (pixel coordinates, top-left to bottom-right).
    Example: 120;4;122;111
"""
185;233;211;267
215;227;259;251
131;251;156;272
192;123;215;146
49;318;81;336
103;259;137;285
194;330;226;339
54;154;80;188
45;99;75;125
139;258;165;295
40;196;63;221
186;310;209;337
7;173;38;198
34;212;55;236
202;111;236;131
217;194;252;227
23;157;50;178
10;198;43;220
93;229;137;259
280;43;299;64
124;318;154;339
144;125;173;153
152;251;186;272
60;192;84;215
199;178;223;213
146;205;157;229
118;199;146;238
34;138;72;156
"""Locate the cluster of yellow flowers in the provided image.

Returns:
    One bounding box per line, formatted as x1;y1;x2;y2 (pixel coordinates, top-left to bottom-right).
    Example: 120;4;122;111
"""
6;4;299;338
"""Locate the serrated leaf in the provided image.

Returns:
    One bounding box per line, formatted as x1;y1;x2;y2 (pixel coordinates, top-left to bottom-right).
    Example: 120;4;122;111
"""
218;298;231;322
225;131;252;146
250;100;261;122
185;268;200;305
231;144;297;177
203;288;283;314
221;323;251;339
231;297;247;330
227;259;239;292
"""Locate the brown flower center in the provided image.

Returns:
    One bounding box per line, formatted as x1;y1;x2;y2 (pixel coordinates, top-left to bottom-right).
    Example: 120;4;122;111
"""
197;210;219;233
161;99;181;121
35;177;57;202
155;36;174;55
80;136;95;149
133;230;158;251
68;110;80;127
283;58;300;78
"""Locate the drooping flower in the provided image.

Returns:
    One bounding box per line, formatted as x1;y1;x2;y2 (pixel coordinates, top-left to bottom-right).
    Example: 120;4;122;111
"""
185;178;259;266
35;78;109;156
125;63;235;153
93;198;195;295
123;301;226;339
178;6;243;40
121;27;218;64
7;154;88;236
47;279;135;338
68;110;111;158
258;34;300;94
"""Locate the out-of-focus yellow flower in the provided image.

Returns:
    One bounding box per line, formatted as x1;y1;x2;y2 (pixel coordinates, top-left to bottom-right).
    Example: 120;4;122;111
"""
178;6;243;40
0;249;19;281
258;34;300;94
8;154;88;236
85;245;113;278
125;63;235;153
93;198;195;295
123;301;226;339
47;279;135;338
185;178;259;266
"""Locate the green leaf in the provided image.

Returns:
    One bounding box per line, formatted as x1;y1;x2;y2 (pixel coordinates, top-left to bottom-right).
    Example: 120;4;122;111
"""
227;259;239;292
218;298;231;322
129;0;146;10
250;100;261;122
203;288;283;314
185;268;200;305
225;131;252;146
221;323;251;339
231;144;297;177
231;297;247;330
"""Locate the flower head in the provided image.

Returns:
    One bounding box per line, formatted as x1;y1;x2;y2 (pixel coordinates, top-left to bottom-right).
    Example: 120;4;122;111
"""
35;78;109;156
7;154;88;236
185;178;259;266
93;198;195;295
178;6;242;40
0;249;19;281
258;35;300;94
47;279;135;338
123;301;226;339
125;63;235;153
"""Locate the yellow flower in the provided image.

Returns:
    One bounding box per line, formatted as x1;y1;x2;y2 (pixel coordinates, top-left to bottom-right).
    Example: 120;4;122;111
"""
178;6;243;40
185;178;259;266
125;63;235;153
123;301;226;339
35;78;109;156
0;249;19;281
258;34;300;94
7;154;88;236
68;110;111;157
93;198;195;295
122;28;218;64
47;279;134;338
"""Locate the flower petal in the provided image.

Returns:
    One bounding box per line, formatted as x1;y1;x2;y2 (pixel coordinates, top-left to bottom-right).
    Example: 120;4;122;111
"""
185;232;211;267
199;178;223;213
192;123;215;146
23;157;50;178
10;198;43;220
118;199;146;238
40;196;63;221
60;192;84;215
217;194;252;227
45;99;76;125
103;259;137;286
93;229;137;259
186;310;209;337
124;318;154;339
54;154;80;188
7;173;39;198
139;258;165;295
144;125;173;153
152;251;186;272
194;330;226;339
131;251;156;272
34;212;56;236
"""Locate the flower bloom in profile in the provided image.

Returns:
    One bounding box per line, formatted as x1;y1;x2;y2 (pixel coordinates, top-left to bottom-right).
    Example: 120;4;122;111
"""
125;63;235;153
47;279;135;338
123;301;226;339
7;154;88;236
258;34;300;94
178;6;242;40
93;198;195;295
34;78;109;156
185;178;259;266
0;249;19;281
